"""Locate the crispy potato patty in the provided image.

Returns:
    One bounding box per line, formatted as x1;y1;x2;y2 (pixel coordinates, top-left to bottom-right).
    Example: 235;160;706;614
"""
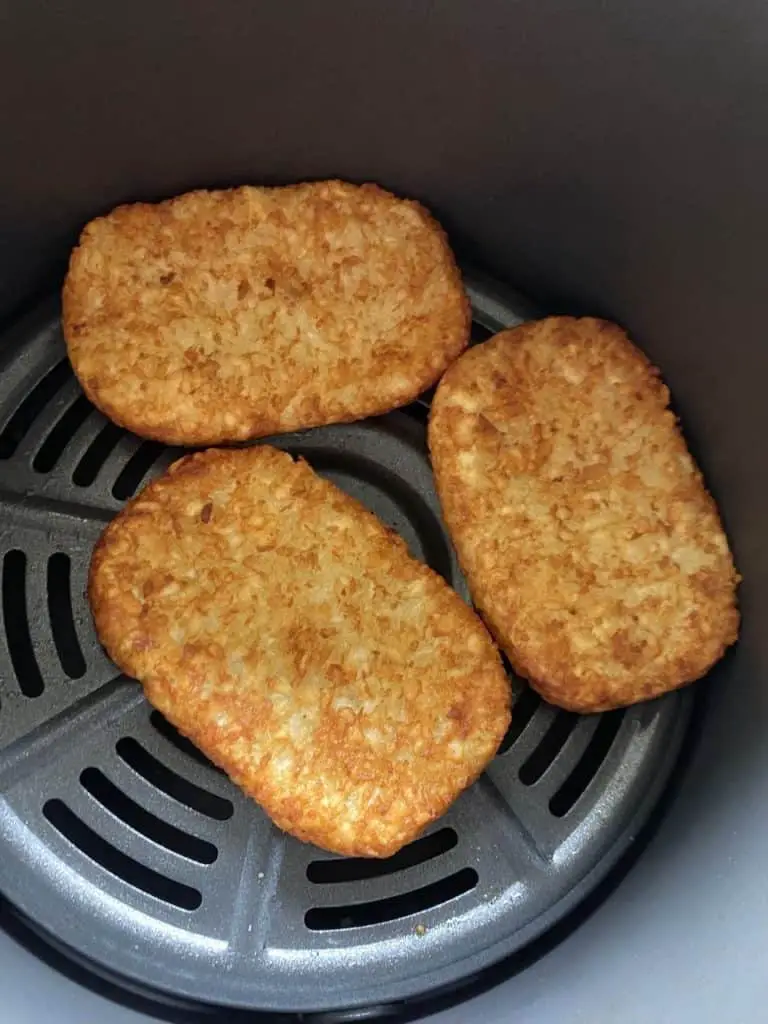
63;180;469;445
429;317;739;712
89;446;510;856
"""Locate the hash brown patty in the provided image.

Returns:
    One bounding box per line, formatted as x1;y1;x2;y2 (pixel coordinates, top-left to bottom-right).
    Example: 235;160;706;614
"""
63;180;469;445
89;445;510;857
429;317;739;713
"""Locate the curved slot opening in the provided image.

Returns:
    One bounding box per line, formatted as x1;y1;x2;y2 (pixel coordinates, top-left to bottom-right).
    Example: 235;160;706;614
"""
80;767;218;864
497;685;541;756
149;711;224;774
304;867;478;931
518;710;579;786
2;550;44;697
112;441;172;501
115;738;233;821
43;798;202;910
46;552;86;679
404;396;431;425
72;422;126;486
307;828;458;885
471;321;494;344
32;395;94;473
549;710;625;817
0;360;71;460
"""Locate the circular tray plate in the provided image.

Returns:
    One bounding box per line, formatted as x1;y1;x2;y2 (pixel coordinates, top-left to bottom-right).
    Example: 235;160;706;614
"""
0;273;693;1014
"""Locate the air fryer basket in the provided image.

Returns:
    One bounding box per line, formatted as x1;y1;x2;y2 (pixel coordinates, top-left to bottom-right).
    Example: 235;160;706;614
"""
0;272;693;1015
4;1;768;1021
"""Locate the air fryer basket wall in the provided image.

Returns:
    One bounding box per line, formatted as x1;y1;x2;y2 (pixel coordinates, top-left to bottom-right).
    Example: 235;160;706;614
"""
1;2;767;1021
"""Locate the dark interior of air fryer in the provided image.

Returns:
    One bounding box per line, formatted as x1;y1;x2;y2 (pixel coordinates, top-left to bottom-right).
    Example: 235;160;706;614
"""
1;3;765;1022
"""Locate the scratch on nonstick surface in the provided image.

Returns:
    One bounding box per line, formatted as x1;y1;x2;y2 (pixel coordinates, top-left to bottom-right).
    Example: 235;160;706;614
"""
229;824;286;954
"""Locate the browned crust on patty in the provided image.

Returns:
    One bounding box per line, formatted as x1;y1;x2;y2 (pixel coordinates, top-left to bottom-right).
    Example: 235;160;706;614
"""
62;180;469;446
428;317;740;713
89;445;510;856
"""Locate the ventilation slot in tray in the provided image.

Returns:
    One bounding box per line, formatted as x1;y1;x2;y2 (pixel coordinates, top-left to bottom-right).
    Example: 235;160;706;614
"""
2;549;44;697
471;321;494;344
307;827;458;885
80;767;218;864
72;422;126;487
549;710;625;816
112;441;173;501
497;686;541;755
0;360;72;460
47;552;86;679
304;867;478;931
115;738;233;821
43;798;202;910
32;395;93;473
149;711;224;774
518;710;579;786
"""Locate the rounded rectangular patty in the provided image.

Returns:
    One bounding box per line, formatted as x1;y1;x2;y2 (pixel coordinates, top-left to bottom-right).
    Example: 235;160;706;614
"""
429;317;739;712
89;446;511;857
63;180;469;445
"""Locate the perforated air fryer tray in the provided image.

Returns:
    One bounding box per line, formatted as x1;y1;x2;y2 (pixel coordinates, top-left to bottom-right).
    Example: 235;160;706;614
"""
0;274;693;1016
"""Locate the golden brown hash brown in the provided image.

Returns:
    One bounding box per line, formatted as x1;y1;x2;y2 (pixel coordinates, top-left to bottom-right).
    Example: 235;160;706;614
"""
429;317;739;713
63;180;469;446
89;445;510;857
